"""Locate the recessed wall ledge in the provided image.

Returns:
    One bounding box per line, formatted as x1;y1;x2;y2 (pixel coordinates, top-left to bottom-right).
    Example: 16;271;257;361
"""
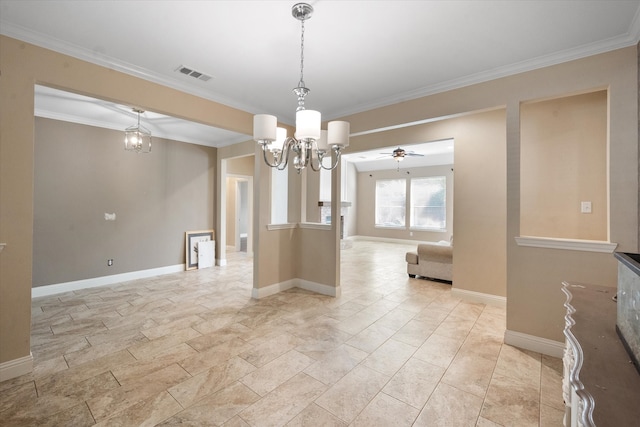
515;236;617;253
266;223;332;231
299;222;331;230
266;223;297;230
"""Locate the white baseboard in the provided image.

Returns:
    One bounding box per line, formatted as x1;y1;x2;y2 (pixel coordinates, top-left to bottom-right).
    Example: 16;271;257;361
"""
216;258;227;266
451;288;506;308
252;279;297;299
0;353;33;382
252;279;340;299
504;329;564;358
296;279;341;298
31;264;185;298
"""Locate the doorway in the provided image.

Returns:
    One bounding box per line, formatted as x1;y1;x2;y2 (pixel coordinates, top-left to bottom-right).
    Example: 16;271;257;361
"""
237;179;249;252
226;173;253;255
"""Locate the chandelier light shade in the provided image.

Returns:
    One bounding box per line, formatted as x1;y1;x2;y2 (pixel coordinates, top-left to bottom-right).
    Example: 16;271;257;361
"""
270;127;286;152
124;109;151;153
253;114;278;142
328;121;350;148
253;3;350;173
295;110;321;141
316;130;329;151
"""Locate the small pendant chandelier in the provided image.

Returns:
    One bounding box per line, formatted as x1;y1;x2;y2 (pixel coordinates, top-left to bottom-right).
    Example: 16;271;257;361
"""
124;109;152;153
253;3;350;173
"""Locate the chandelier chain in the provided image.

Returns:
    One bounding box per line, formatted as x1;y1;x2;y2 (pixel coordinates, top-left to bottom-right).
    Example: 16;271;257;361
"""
299;18;306;89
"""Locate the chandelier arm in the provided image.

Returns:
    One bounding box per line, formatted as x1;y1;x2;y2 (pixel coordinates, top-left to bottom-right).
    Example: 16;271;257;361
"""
276;146;291;171
304;140;313;169
277;137;299;170
309;155;322;171
261;145;284;169
319;147;342;171
261;147;277;168
308;141;322;172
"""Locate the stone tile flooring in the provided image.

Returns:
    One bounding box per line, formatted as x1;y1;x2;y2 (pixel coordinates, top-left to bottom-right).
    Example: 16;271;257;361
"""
0;241;564;426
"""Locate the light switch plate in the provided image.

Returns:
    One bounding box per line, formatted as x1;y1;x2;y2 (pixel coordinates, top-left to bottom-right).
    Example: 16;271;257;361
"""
581;201;592;214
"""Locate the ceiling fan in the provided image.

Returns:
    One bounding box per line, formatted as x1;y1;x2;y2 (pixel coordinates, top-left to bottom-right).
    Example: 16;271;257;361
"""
379;147;424;170
380;147;424;161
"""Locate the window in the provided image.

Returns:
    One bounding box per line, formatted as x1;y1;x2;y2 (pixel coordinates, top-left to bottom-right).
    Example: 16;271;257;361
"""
410;176;446;230
375;179;406;227
271;166;288;224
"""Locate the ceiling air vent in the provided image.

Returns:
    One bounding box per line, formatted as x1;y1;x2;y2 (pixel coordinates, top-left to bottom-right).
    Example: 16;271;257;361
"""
175;65;212;82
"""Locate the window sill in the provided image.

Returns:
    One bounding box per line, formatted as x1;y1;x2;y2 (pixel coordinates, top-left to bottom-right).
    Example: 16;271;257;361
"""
375;225;406;230
267;223;332;231
410;227;447;233
299;222;331;230
515;236;618;253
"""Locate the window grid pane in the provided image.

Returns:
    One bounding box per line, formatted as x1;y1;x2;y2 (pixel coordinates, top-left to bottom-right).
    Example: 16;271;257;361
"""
411;176;446;229
375;179;406;227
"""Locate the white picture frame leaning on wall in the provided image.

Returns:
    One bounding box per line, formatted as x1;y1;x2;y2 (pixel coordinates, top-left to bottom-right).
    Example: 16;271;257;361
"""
185;230;214;270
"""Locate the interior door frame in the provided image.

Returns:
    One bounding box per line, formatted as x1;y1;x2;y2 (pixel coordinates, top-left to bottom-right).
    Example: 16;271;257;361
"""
228;173;253;255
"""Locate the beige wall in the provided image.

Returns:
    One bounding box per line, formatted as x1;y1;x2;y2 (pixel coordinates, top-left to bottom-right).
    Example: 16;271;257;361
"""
227;155;254;176
226;178;238;247
349;109;507;297
252;147;341;291
341;47;637;343
33;118;216;286
521;91;608;240
0;35;255;368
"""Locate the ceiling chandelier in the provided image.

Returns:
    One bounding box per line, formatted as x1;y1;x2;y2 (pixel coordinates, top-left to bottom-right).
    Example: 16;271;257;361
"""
124;109;152;153
253;3;350;173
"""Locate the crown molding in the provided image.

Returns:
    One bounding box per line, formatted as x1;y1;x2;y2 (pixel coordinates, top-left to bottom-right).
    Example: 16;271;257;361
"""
0;21;257;115
4;15;640;123
326;30;640;121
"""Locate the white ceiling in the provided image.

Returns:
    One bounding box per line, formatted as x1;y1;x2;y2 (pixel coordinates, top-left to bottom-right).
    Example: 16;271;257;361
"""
342;139;454;172
34;85;249;147
2;0;640;166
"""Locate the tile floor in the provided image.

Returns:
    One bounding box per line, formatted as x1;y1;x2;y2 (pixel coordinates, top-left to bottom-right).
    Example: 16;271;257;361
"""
0;241;564;426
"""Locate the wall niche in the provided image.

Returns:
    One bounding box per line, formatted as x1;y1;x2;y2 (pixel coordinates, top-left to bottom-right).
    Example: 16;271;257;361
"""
520;90;608;241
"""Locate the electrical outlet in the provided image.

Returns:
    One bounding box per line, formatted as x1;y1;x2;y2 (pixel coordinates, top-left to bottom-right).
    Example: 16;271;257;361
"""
107;259;113;266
